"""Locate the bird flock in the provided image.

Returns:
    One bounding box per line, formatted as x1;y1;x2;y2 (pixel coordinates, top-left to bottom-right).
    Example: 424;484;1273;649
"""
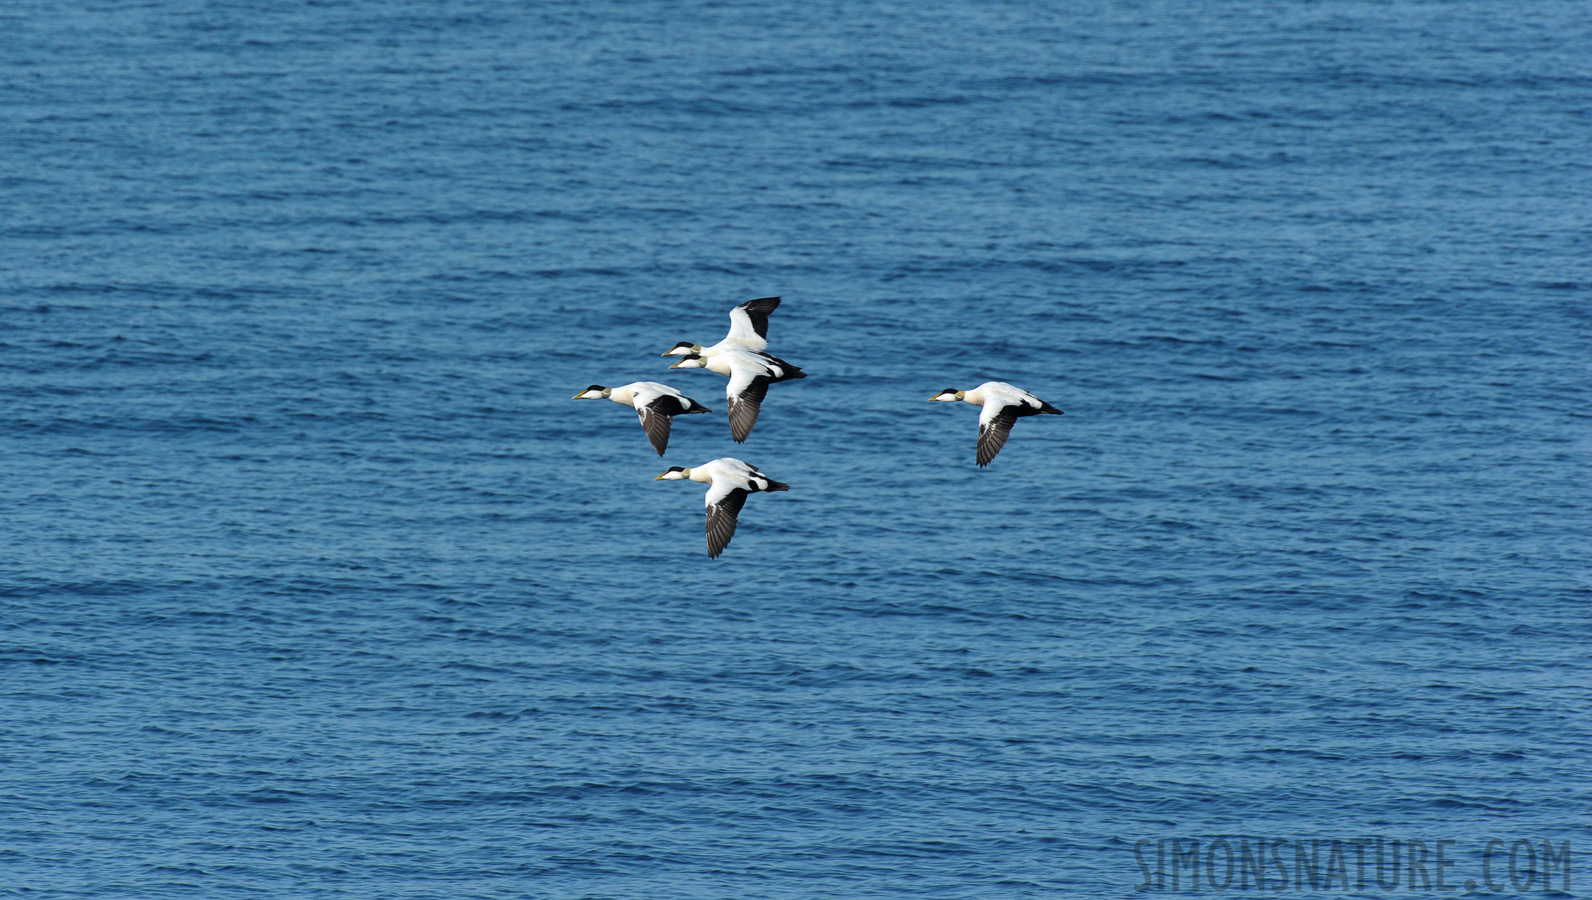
574;297;1064;558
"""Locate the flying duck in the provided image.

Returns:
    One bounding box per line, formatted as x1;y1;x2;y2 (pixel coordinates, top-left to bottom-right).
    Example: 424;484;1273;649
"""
668;348;806;442
928;382;1064;467
572;382;712;455
661;296;782;358
654;457;790;558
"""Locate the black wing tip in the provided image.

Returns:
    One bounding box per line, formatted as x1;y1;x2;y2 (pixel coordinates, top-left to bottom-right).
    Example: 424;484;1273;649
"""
707;526;734;558
975;442;999;467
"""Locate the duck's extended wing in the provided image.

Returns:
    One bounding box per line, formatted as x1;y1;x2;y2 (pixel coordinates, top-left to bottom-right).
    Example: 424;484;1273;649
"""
726;364;770;444
724;297;781;350
635;399;676;456
704;482;750;558
977;402;1020;468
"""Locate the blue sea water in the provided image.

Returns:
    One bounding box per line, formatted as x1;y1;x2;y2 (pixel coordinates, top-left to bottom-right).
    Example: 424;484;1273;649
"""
2;1;1590;896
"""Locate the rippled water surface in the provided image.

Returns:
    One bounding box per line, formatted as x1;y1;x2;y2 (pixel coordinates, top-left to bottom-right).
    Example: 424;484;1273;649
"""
3;1;1590;896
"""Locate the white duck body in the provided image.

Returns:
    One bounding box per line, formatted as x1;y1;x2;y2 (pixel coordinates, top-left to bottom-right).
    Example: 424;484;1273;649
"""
662;297;782;357
572;381;711;455
929;381;1064;467
669;348;806;442
653;457;790;558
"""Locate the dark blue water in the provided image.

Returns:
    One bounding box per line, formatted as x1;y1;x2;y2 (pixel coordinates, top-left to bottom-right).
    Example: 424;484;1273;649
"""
4;2;1590;896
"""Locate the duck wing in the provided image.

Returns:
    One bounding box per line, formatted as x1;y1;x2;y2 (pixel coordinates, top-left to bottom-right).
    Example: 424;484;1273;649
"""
704;487;749;559
727;376;769;443
977;405;1019;468
725;297;781;349
636;401;675;456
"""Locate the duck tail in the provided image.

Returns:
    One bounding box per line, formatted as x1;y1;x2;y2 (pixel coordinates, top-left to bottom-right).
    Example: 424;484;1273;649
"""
1039;402;1064;415
763;355;806;381
763;480;791;492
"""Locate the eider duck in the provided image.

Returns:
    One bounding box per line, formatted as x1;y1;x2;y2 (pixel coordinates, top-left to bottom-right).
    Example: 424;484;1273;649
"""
654;457;790;558
928;382;1064;467
668;348;806;442
572;382;712;455
661;296;782;358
